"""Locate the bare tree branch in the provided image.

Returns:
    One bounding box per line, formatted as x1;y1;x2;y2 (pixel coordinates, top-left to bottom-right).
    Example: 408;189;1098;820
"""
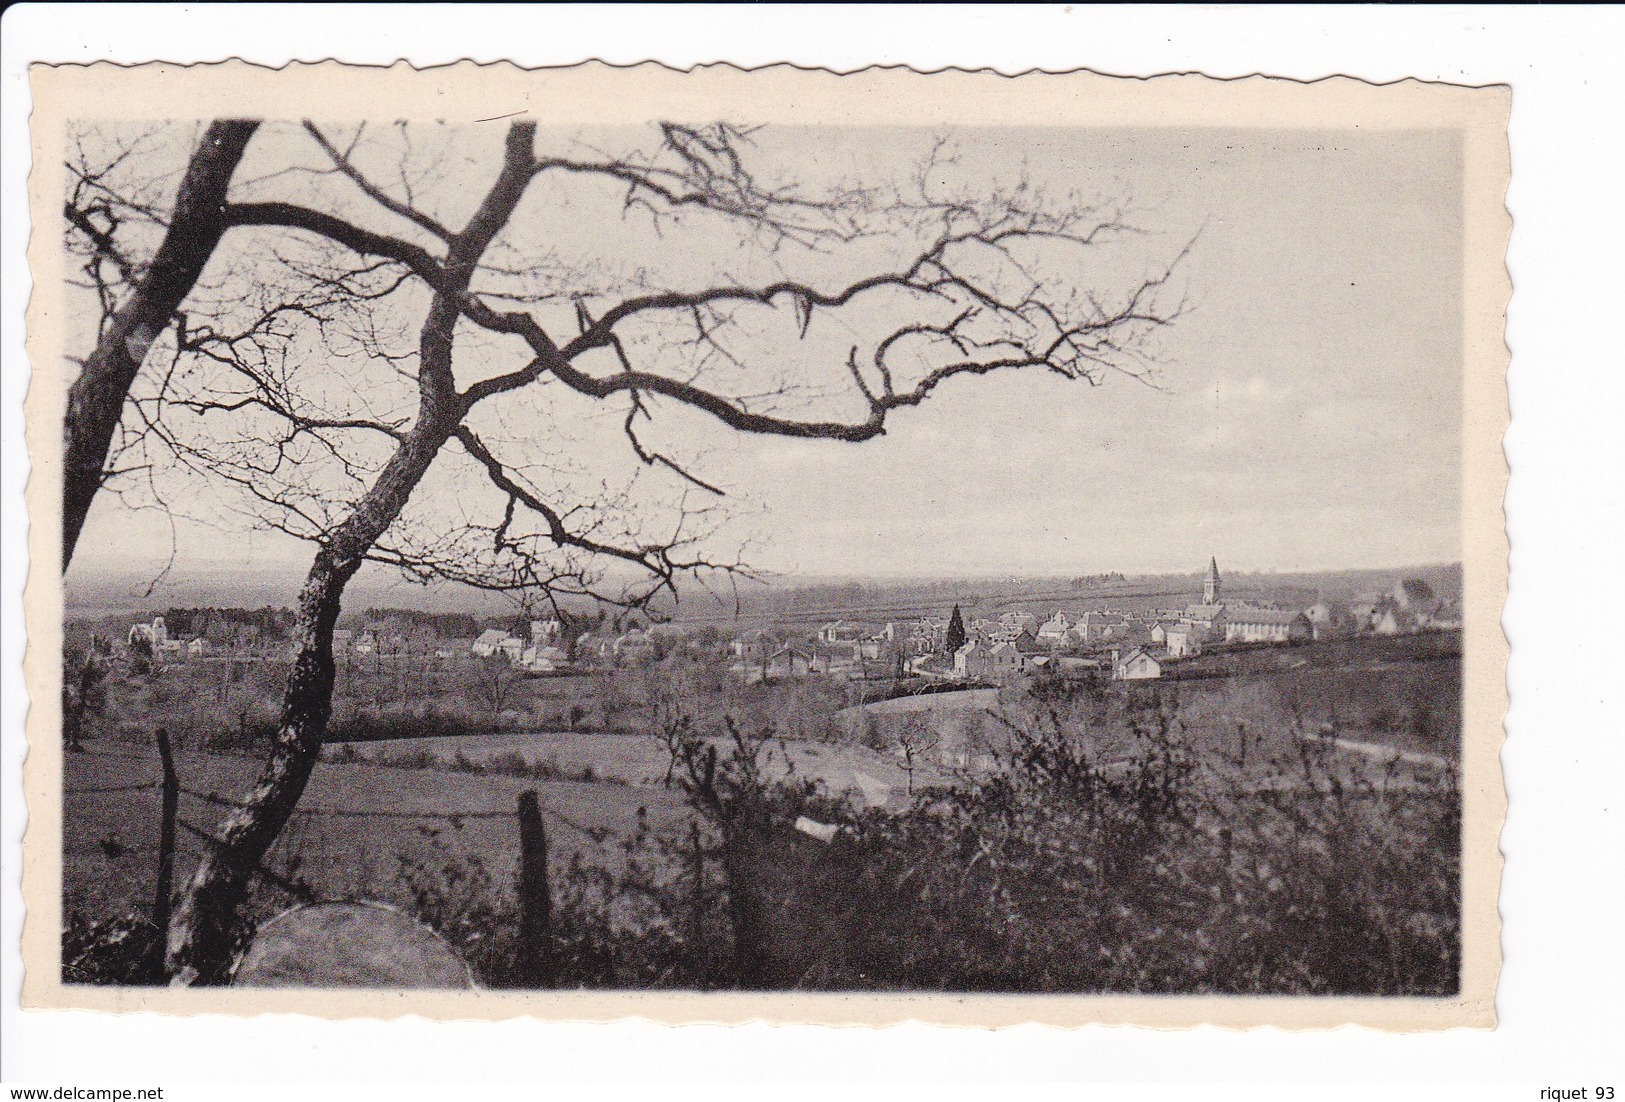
301;121;455;242
62;119;260;570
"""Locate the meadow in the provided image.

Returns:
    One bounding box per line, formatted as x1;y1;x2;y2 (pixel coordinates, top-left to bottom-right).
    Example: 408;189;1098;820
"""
60;631;1464;994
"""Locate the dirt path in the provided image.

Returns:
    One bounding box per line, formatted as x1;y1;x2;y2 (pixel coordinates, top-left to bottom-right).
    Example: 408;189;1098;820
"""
1298;732;1450;769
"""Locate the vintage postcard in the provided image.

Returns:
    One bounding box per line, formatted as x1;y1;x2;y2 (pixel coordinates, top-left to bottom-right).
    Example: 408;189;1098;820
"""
22;60;1509;1027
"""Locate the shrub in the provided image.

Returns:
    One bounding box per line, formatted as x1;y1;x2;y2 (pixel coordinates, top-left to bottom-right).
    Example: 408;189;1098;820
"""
62;909;163;985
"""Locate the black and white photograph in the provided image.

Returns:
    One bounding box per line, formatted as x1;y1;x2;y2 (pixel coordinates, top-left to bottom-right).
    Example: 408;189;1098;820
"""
22;59;1508;1028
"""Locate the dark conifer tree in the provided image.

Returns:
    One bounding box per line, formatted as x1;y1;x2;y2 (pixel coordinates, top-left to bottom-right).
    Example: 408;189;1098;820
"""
946;605;967;655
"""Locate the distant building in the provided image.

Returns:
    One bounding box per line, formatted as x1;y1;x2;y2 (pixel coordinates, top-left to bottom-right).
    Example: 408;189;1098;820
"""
952;640;981;680
985;641;1026;682
1180;604;1227;641
816;641;862;672
1391;578;1436;611
1075;611;1128;644
1113;648;1163;681
1000;611;1038;635
1305;600;1355;641
1035;613;1072;647
763;646;816;682
818;620;867;645
529;618;562;646
1011;629;1048;657
1223;606;1312;644
1163;624;1198;658
186;637;208;657
519;644;567;672
965;618;1000;643
947;639;1026;684
128;616;168;649
1370;607;1408;636
907;617;949;656
471;629;523;660
1176;556;1232;641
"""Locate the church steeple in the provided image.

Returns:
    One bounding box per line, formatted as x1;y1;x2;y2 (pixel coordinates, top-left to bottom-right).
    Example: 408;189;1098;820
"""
1204;556;1221;605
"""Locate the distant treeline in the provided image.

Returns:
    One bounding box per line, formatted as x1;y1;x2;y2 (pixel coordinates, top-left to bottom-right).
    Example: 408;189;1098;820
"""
343;608;484;639
1071;572;1128;587
159;607;296;641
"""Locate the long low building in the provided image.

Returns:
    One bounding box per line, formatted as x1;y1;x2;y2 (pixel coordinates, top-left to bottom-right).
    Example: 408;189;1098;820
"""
1223;606;1313;644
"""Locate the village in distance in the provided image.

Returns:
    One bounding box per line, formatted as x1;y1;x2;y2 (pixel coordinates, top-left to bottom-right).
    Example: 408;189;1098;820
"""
99;557;1459;686
62;556;1464;993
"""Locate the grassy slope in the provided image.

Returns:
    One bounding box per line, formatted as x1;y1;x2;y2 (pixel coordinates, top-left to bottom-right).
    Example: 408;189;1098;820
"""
62;743;689;921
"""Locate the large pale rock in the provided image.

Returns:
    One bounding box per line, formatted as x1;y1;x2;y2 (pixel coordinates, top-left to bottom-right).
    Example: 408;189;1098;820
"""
232;902;474;989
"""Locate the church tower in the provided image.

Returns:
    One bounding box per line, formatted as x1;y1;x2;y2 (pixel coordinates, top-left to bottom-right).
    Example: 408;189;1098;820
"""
1204;557;1221;606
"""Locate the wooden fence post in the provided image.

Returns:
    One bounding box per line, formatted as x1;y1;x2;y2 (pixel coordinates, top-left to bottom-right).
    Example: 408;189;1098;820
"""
721;833;769;990
515;790;554;987
150;725;179;980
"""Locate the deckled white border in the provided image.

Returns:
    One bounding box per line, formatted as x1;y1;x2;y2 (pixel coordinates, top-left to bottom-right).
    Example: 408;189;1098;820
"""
19;58;1510;1031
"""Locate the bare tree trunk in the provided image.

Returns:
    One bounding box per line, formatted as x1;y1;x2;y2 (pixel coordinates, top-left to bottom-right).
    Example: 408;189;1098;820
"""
63;120;259;570
163;427;455;983
165;122;539;985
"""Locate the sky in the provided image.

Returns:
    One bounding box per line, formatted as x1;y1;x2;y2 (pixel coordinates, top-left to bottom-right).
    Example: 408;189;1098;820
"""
62;121;1465;602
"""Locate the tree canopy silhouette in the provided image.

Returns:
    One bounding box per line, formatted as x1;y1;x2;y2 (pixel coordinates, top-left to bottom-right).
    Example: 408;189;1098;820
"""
61;118;1190;983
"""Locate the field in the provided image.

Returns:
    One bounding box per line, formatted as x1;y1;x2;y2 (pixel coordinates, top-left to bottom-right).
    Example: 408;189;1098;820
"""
60;631;1464;993
62;742;690;922
335;730;946;803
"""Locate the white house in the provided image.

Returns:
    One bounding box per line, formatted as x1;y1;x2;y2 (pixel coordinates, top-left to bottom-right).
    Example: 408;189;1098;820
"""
128;616;168;649
471;629;507;657
1034;613;1071;646
819;620;866;645
952;640;981;679
472;629;524;660
1370;607;1409;636
1163;624;1198;658
518;644;567;672
1113;648;1163;681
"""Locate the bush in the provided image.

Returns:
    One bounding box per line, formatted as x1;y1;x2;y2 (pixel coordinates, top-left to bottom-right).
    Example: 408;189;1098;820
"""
72;675;1459;995
380;696;1459;995
62;910;163;985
